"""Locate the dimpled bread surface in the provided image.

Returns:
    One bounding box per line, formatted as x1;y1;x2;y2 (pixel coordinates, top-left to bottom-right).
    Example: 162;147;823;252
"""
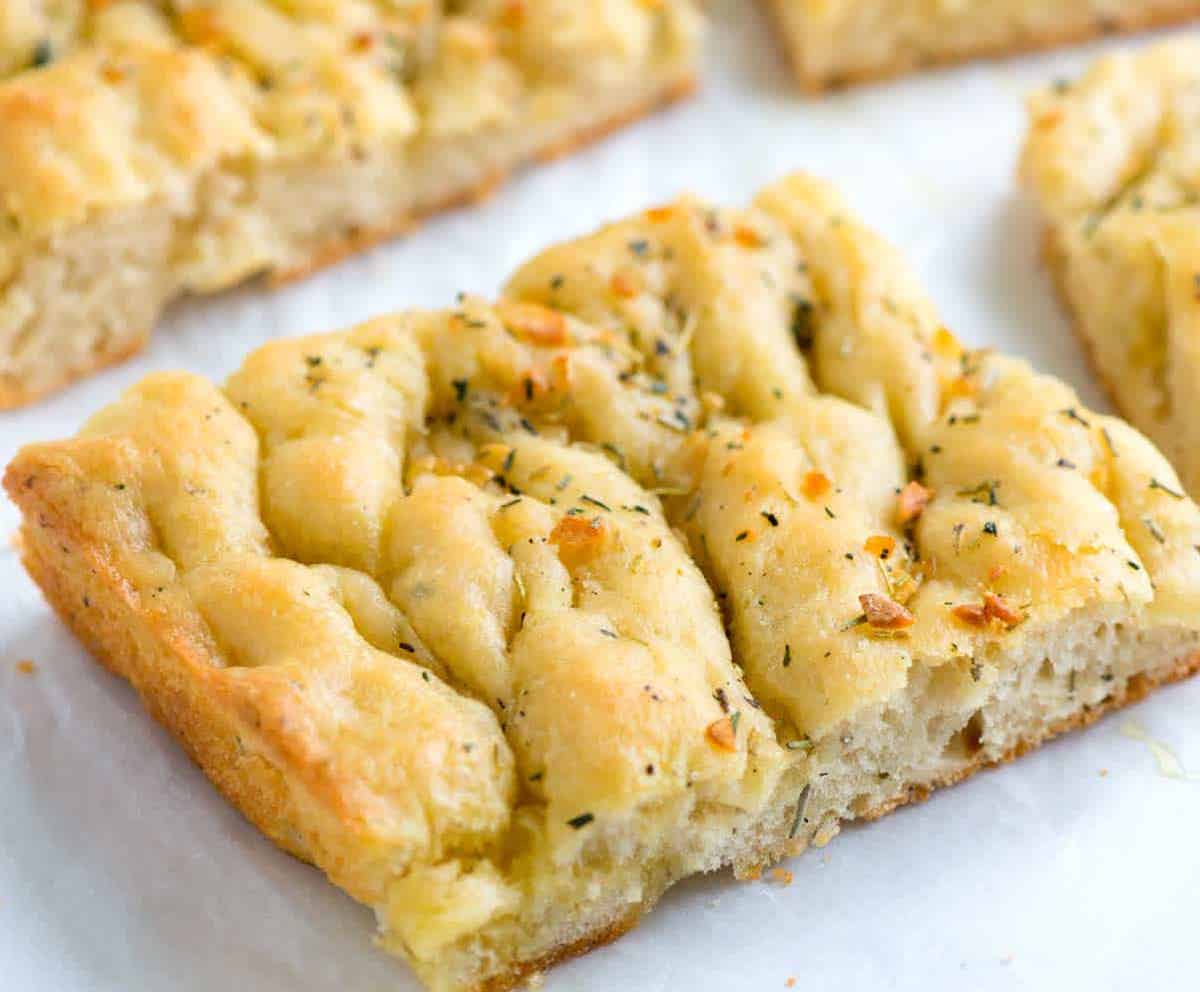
8;174;1200;991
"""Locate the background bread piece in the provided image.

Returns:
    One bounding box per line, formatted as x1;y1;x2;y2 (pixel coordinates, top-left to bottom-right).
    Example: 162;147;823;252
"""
764;1;1200;91
8;173;1200;990
0;0;703;407
1021;39;1200;497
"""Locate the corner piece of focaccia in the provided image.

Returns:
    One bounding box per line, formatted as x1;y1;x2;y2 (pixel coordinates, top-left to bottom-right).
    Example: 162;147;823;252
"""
0;0;702;408
1022;38;1200;497
8;173;1200;992
764;2;1200;92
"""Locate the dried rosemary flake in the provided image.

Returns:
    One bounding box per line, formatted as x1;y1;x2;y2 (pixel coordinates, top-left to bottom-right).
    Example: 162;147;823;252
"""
957;480;1000;506
788;785;811;839
1150;478;1185;500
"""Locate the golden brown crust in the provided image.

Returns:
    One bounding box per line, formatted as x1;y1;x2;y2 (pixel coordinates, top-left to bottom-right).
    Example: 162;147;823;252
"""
271;76;697;288
9;464;646;992
6;461;317;866
0;333;150;411
766;1;1200;93
474;910;641;992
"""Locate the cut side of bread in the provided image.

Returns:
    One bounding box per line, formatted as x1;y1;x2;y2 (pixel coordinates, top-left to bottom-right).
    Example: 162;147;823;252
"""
0;1;702;408
8;174;1200;991
764;1;1200;91
1021;38;1200;499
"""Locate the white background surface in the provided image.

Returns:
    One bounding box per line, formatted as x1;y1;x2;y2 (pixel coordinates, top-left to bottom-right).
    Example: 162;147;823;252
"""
3;4;1199;990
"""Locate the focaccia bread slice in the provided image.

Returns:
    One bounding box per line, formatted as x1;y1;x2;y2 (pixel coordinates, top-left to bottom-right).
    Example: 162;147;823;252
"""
1022;38;1200;498
8;174;1200;991
0;0;701;408
765;1;1200;91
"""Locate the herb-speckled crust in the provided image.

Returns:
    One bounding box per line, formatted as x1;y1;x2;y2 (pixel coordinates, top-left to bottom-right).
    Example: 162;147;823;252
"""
0;0;702;406
8;173;1200;992
764;1;1200;92
1022;39;1200;498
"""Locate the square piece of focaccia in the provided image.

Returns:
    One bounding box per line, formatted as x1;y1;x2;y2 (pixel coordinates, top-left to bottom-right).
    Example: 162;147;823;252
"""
8;174;1200;992
0;0;701;408
764;1;1200;91
1022;38;1200;498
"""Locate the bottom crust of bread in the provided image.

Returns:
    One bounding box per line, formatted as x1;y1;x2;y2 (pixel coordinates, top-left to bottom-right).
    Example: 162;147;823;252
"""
13;445;1200;990
473;910;639;992
0;74;695;412
765;2;1200;93
270;75;697;288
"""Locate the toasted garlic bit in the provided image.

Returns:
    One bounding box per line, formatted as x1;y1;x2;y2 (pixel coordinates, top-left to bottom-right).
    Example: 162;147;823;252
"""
705;716;738;752
768;867;793;885
896;480;934;525
801;470;831;499
952;603;988;627
733;224;764;250
610;271;640;298
952;593;1022;629
983;592;1022;627
495;301;569;346
864;534;896;559
549;515;608;567
550;354;573;391
858;593;915;630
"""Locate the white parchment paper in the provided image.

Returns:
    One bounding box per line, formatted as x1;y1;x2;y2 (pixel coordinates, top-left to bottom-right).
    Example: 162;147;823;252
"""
4;5;1199;989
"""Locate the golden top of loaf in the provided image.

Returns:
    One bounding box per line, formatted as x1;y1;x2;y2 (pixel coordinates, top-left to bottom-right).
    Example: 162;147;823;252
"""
1023;38;1200;222
11;174;1200;969
0;0;701;244
1021;38;1200;490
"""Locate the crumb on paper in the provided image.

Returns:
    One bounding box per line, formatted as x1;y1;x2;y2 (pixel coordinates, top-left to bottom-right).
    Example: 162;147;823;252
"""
785;978;797;988
768;867;793;886
16;660;36;674
812;823;838;847
1120;720;1197;781
1099;768;1108;777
